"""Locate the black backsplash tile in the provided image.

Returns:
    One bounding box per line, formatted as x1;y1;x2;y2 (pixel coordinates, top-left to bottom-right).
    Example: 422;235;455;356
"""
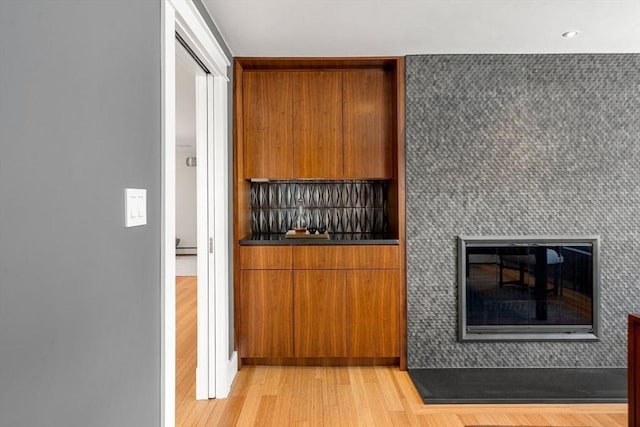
250;180;389;234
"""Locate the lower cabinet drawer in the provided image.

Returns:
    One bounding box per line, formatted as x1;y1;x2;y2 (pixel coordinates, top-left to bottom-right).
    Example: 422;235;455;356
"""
293;245;398;269
240;246;292;269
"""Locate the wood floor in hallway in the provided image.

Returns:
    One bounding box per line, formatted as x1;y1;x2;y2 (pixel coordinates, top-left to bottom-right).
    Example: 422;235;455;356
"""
175;276;627;426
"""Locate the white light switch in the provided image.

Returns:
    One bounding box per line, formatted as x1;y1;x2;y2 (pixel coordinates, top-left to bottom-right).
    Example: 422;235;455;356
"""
125;188;147;227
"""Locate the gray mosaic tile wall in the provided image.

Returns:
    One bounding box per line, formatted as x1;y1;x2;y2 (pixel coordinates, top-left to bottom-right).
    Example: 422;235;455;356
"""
406;54;640;368
250;180;388;234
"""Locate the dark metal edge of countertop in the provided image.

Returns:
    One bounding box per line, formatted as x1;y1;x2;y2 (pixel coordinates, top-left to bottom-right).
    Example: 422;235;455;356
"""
239;234;399;246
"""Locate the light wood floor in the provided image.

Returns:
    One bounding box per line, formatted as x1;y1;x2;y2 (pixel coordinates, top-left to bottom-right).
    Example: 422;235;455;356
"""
176;276;627;426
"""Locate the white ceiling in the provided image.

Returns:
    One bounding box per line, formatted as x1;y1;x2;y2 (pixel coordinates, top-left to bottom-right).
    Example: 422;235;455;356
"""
203;0;640;56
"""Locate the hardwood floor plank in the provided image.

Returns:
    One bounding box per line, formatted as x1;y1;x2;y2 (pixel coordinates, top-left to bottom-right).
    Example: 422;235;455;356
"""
175;276;628;426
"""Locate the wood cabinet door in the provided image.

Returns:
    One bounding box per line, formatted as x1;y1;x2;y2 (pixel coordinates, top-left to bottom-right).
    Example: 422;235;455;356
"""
294;270;347;357
243;71;293;178
346;270;399;357
343;70;393;179
239;270;293;357
292;71;343;178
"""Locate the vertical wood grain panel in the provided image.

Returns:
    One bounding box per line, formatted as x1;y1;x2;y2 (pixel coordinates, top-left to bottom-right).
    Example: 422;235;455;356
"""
347;270;399;357
394;57;407;370
294;270;347;357
292;71;343;178
233;60;248;367
343;70;393;178
240;270;293;357
243;71;293;178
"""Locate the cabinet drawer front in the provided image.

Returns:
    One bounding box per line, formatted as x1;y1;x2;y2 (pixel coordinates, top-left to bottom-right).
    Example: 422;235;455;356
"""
240;246;292;269
293;245;398;269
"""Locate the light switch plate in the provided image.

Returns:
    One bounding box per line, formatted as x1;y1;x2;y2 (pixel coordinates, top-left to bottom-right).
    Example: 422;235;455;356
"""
125;188;147;227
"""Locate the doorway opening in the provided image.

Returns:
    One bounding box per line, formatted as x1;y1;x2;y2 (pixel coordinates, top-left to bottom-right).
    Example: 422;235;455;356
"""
161;1;235;426
174;36;206;410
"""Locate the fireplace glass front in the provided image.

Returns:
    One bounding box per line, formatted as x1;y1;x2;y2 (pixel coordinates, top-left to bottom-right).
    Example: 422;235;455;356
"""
458;236;600;341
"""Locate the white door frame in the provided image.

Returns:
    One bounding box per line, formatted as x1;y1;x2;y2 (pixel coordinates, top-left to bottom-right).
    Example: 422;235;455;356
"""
161;0;235;426
194;69;209;400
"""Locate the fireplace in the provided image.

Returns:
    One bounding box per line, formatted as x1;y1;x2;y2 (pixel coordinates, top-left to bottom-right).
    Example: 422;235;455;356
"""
458;236;600;341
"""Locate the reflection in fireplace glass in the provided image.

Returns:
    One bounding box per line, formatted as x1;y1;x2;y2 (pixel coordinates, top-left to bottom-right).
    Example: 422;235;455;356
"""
458;237;599;341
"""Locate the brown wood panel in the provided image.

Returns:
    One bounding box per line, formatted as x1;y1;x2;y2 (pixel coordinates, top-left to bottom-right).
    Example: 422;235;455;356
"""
234;57;407;370
243;71;293;178
294;270;347;357
343;70;393;178
235;57;400;70
292;71;343;178
395;57;408;371
233;60;249;367
240;246;292;269
347;270;399;357
293;245;398;269
239;270;293;358
629;314;640;427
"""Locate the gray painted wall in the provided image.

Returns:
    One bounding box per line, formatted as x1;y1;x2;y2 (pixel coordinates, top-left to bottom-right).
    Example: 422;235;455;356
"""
0;1;233;425
406;54;640;368
0;2;161;426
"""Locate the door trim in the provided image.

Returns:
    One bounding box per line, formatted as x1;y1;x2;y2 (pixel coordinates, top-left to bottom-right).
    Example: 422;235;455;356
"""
161;1;232;426
195;70;209;400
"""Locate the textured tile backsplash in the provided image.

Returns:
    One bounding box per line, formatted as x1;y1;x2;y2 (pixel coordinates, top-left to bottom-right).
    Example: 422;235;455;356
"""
406;54;640;369
250;180;389;234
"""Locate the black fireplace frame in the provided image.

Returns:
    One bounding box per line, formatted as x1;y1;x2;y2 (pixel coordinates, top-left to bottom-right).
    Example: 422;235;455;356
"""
457;235;601;342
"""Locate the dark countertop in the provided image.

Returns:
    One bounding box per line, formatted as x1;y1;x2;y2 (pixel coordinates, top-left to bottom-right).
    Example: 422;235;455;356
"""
240;233;399;246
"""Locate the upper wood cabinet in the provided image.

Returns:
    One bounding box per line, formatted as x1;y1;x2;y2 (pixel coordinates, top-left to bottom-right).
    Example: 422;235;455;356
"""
243;71;293;178
292;72;343;178
343;70;393;179
237;59;401;179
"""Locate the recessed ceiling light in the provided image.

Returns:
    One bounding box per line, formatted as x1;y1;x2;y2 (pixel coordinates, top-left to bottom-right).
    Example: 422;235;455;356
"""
562;31;580;38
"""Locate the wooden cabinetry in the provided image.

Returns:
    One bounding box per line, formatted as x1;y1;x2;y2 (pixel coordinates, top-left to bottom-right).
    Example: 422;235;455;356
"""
239;245;292;269
294;245;398;269
294;270;347;357
239;269;293;357
292;72;343;178
243;71;293;178
238;245;400;364
239;61;397;179
343;70;393;179
234;57;406;368
347;270;399;357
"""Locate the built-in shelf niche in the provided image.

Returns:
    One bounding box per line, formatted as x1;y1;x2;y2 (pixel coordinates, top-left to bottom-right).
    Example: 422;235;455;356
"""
250;180;389;234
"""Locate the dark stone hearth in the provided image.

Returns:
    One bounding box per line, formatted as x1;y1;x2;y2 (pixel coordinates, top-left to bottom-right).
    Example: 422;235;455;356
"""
408;368;627;404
